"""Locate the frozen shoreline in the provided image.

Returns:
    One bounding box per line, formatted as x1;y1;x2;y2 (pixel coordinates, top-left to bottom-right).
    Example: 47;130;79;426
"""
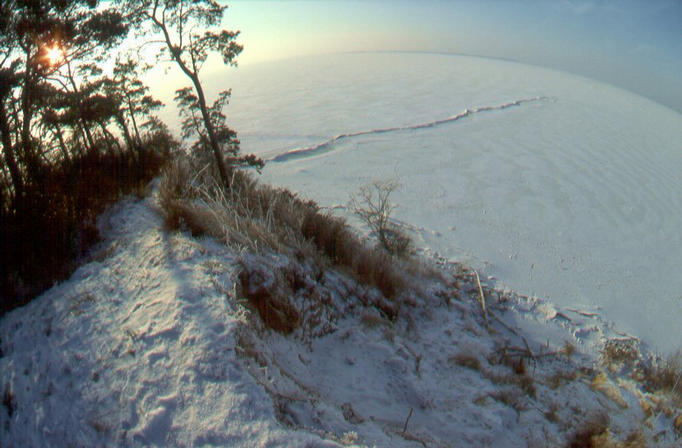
238;53;682;354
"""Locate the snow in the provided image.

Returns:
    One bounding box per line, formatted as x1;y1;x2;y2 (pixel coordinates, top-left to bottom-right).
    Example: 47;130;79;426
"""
222;52;682;354
2;188;680;446
2;52;681;446
0;196;339;447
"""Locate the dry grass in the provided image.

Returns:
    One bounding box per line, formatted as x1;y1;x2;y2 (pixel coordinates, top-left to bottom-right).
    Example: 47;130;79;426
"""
590;372;628;408
638;350;682;404
544;402;560;423
449;353;482;371
360;311;389;329
485;369;537;399
601;338;639;369
159;157;408;304
547;369;579;390
488;388;526;413
566;413;649;448
2;383;14;418
567;412;610;448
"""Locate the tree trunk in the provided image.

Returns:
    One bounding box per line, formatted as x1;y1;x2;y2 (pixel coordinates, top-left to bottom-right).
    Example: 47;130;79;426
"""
51;124;71;162
66;61;96;153
115;113;135;150
98;121;122;154
189;72;230;187
0;104;22;197
81;121;96;151
126;97;141;147
20;51;39;182
150;14;230;187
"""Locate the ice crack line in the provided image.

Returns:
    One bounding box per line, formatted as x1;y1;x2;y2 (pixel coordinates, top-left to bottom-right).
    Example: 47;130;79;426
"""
269;96;550;162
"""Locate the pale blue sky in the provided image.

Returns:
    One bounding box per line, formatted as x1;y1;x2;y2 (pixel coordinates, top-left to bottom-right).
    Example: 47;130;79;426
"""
222;1;682;113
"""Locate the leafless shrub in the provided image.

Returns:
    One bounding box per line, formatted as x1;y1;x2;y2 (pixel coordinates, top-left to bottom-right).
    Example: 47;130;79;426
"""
236;257;341;341
638;350;682;404
349;179;411;256
601;338;639;369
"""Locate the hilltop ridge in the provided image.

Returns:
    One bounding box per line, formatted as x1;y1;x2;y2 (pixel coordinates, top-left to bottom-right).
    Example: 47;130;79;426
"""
1;181;680;446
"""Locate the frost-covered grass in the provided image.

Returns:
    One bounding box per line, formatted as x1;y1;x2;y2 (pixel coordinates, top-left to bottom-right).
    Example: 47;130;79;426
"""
158;157;410;302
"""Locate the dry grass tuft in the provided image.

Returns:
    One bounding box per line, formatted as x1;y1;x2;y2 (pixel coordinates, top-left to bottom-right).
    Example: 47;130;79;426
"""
360;311;389;329
2;383;15;418
489;388;526;412
637;350;682;404
567;414;648;448
449;353;482;371
547;369;579;390
159;157;409;310
238;265;302;335
590;372;628;408
544;402;560;423
566;412;610;448
601;338;639;369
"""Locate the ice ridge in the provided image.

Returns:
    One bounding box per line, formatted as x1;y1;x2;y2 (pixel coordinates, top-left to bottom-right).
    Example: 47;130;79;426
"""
269;96;549;162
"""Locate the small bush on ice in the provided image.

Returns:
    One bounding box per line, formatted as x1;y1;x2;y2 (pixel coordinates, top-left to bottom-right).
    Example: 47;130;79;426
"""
349;179;411;257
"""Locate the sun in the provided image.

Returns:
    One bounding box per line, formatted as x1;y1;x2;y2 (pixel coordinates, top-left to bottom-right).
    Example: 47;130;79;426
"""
45;45;64;66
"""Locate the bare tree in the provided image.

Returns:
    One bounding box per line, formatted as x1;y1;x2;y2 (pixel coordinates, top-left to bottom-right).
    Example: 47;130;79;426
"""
349;180;411;256
128;0;262;187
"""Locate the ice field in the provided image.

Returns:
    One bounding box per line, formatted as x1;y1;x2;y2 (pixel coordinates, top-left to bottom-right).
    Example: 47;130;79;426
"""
211;52;682;353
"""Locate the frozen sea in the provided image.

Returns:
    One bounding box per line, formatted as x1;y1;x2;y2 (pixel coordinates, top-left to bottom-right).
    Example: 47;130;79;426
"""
206;52;681;353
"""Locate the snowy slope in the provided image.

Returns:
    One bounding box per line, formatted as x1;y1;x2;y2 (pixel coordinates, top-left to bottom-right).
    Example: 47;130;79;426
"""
1;187;680;446
0;194;341;447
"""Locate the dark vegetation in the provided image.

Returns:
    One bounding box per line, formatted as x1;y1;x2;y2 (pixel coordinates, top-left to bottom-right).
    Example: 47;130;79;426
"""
0;0;260;314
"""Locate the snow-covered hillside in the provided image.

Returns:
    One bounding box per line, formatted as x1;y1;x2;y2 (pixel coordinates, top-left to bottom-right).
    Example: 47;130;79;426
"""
2;51;681;447
1;186;680;446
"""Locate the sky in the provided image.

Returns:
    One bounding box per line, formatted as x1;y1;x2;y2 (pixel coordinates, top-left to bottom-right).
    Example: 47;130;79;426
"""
214;0;682;113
